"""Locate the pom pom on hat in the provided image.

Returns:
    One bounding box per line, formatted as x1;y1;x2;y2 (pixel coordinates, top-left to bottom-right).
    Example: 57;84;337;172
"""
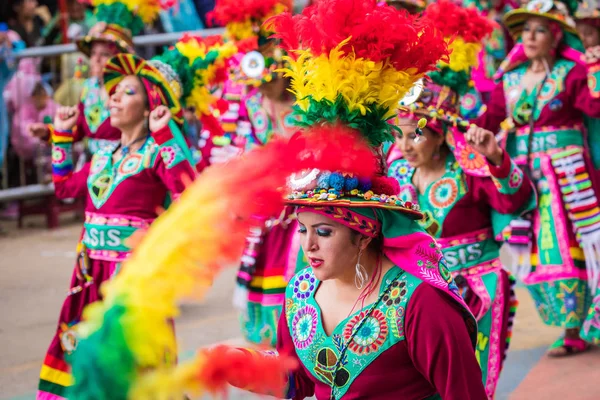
371;176;400;196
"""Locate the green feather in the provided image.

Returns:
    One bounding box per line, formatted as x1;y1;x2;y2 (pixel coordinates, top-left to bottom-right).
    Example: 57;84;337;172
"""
428;67;471;96
68;304;136;400
95;4;144;37
292;96;395;147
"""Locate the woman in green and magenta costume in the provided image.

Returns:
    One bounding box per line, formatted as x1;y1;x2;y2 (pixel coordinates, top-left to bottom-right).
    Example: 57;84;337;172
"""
469;0;600;355
208;0;301;347
387;2;535;397
226;1;488;397
35;35;239;397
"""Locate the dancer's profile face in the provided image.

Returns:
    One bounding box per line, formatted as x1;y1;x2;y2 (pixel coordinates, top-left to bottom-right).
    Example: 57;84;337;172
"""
297;212;363;282
108;75;148;130
576;22;600;49
394;118;445;169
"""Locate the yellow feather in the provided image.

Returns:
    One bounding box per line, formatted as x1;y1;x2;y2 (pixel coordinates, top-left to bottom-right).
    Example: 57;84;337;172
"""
280;40;421;116
440;38;482;73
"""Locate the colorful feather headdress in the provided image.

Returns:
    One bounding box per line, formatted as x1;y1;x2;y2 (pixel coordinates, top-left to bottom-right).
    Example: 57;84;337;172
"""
149;34;237;118
424;0;495;95
266;0;448;211
268;0;449;147
76;0;175;56
397;0;494;130
208;0;291;86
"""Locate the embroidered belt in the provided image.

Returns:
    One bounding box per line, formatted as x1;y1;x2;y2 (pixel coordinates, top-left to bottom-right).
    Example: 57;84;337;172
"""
437;228;501;273
513;125;584;165
82;212;153;261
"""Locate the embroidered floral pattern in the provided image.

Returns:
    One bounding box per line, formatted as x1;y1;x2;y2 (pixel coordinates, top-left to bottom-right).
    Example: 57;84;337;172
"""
293;271;316;300
459;146;487;171
429;178;459;209
292;305;318;349
508;168;523;188
344;309;388;355
383;280;407;307
52;146;67;165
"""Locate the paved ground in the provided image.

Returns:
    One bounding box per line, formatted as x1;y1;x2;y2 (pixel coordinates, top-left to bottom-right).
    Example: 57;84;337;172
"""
0;214;599;399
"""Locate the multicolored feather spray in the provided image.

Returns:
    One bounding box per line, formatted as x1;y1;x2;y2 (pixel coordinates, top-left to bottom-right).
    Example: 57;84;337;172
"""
266;0;451;146
69;126;376;399
89;0;175;35
423;0;496;95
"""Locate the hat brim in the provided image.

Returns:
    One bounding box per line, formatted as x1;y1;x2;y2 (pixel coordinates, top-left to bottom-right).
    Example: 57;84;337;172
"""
75;35;133;58
285;198;424;220
103;54;183;124
503;9;578;38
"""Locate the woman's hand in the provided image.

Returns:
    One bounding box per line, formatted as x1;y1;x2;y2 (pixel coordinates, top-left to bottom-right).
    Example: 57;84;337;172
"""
28;122;50;139
585;46;600;65
149;106;172;133
54;106;79;132
465;125;503;166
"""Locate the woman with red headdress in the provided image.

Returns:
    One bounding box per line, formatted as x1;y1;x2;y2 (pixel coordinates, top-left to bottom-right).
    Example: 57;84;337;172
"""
388;2;536;396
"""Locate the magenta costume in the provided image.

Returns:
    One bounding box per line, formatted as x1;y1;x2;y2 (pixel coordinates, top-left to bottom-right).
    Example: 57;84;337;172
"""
38;123;195;399
474;41;600;333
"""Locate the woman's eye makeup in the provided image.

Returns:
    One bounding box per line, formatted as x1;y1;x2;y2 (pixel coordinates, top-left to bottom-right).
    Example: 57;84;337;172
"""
316;228;332;237
298;226;307;234
124;87;137;95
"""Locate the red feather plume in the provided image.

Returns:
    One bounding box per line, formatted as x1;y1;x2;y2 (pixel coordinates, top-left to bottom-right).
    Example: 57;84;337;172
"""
198;345;298;397
267;0;449;75
423;0;495;42
208;0;287;26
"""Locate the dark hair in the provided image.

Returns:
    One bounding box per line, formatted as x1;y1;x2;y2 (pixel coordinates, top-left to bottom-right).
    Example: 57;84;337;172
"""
31;81;48;97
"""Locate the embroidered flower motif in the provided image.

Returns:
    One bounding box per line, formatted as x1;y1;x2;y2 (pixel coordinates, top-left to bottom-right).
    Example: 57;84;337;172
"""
459;146;486;171
118;153;143;176
429;178;459;209
52;146;67;164
293;271;316;300
383;280;407;307
344;309;388;355
292;305;318;349
160;146;178;168
389;160;412;182
508;168;523;188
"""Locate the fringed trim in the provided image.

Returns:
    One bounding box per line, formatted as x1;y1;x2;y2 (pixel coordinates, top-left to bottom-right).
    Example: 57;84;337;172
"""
503;218;533;280
551;148;600;292
504;273;519;361
582;232;600;294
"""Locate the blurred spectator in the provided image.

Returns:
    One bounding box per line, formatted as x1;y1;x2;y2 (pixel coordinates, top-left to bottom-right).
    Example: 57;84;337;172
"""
0;24;25;167
43;0;96;44
193;0;215;27
159;0;204;33
7;0;46;48
10;80;55;165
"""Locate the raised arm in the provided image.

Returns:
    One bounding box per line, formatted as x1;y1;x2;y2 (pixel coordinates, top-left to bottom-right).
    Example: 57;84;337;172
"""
51;106;90;199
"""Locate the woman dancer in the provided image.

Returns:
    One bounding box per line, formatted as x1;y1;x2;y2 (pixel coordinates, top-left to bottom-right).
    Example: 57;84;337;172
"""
38;52;199;399
469;0;600;356
388;2;535;396
224;0;487;398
